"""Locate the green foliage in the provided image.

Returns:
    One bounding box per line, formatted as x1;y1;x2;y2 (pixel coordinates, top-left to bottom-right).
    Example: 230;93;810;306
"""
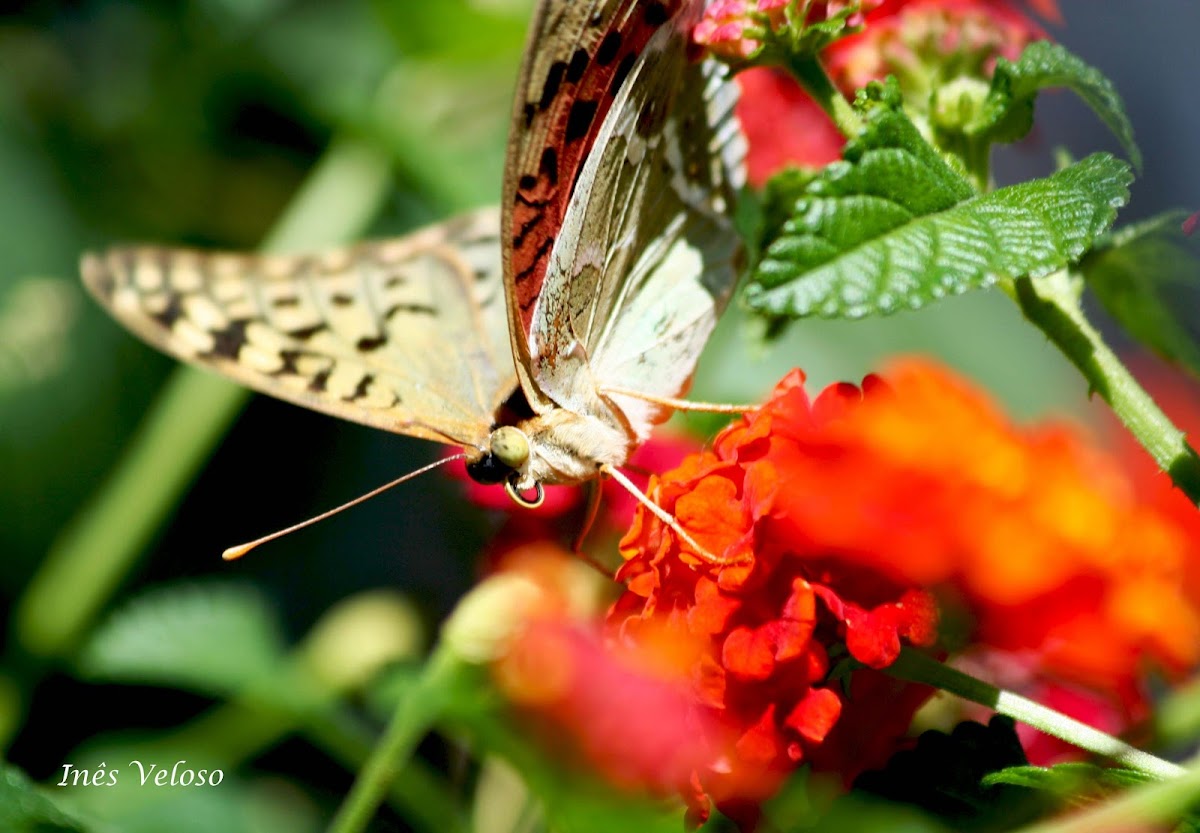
0;762;94;833
78;584;287;696
983;762;1152;794
746;86;1132;318
970;42;1142;169
1080;211;1200;376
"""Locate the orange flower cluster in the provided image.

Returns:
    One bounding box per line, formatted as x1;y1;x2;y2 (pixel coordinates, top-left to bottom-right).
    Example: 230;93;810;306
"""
610;368;942;819
609;359;1200;815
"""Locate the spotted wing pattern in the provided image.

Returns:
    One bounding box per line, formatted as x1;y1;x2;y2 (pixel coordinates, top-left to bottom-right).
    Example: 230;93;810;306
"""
528;6;748;438
502;0;685;405
81;208;513;448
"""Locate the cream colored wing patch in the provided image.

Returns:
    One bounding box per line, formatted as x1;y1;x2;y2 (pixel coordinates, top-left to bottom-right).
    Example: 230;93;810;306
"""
81;208;515;448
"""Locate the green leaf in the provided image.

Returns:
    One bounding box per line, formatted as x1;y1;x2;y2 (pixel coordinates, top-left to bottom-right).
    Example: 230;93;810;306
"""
983;762;1151;794
0;762;94;833
971;41;1141;169
747;114;1132;318
1079;211;1200;376
78;583;288;696
756;166;820;255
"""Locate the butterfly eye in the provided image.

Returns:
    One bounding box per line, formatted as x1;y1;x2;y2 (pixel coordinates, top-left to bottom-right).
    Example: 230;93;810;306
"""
465;454;512;485
490;426;531;469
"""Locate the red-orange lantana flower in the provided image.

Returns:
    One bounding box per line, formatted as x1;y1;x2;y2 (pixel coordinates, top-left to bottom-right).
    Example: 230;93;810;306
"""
611;368;941;820
611;359;1200;817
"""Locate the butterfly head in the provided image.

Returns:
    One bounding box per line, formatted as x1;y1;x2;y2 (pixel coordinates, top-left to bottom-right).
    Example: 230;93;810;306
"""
465;410;631;509
466;425;530;482
464;425;544;508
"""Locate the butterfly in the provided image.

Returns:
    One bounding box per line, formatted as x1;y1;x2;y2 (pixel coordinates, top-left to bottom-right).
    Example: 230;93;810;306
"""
81;0;746;553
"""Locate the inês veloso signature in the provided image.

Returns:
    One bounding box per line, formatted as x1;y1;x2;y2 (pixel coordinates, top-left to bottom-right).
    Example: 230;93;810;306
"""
57;761;224;787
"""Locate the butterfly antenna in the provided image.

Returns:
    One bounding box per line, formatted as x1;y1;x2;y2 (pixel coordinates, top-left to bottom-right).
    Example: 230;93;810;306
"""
600;464;734;566
222;453;468;561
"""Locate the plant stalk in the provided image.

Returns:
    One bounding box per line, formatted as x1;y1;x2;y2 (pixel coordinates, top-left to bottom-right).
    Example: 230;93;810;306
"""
889;649;1184;780
1011;270;1200;506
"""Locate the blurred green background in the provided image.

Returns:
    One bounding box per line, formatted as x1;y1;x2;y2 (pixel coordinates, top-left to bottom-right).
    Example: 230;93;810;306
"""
0;1;1197;831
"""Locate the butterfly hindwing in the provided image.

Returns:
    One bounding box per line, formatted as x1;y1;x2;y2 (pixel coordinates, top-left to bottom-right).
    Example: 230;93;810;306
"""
503;0;688;405
525;4;747;437
81;208;514;448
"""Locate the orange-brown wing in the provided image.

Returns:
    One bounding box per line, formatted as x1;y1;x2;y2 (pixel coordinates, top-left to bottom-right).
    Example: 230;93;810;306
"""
501;0;687;407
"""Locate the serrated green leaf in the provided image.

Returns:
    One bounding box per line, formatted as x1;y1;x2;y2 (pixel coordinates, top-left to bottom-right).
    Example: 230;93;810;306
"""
77;583;287;696
972;41;1141;169
747;149;1132;319
0;762;94;833
757;167;820;255
1080;211;1200;377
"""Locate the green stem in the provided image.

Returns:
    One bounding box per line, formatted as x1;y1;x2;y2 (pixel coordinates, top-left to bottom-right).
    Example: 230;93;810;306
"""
326;648;462;833
1011;270;1200;506
13;136;394;665
783;53;863;139
1011;754;1200;833
889;649;1184;780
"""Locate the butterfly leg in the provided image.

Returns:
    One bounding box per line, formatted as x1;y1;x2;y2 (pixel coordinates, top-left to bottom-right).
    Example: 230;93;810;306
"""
601;464;742;566
573;478;605;554
599;386;757;415
569;479;619;579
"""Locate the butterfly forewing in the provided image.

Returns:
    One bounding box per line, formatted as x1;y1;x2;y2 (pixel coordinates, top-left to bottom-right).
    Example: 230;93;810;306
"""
82;208;514;448
502;0;687;404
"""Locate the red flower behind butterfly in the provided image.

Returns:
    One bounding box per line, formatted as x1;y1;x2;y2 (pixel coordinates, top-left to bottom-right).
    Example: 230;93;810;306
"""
480;545;736;801
697;0;1060;183
611;359;1200;817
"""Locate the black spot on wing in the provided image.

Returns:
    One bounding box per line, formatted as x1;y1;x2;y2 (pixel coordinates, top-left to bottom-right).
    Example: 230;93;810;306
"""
206;318;251;360
150;293;184;329
513;212;544;249
308;365;332;393
538;61;568;110
274;349;302;376
596;31;622;65
356;335;387;352
513;234;555;293
565;99;598;143
272;295;300;309
331;293;354;307
566;48;589;83
384;302;437;319
644;1;669;24
342;373;375;403
287;323;327;341
539;146;559;185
